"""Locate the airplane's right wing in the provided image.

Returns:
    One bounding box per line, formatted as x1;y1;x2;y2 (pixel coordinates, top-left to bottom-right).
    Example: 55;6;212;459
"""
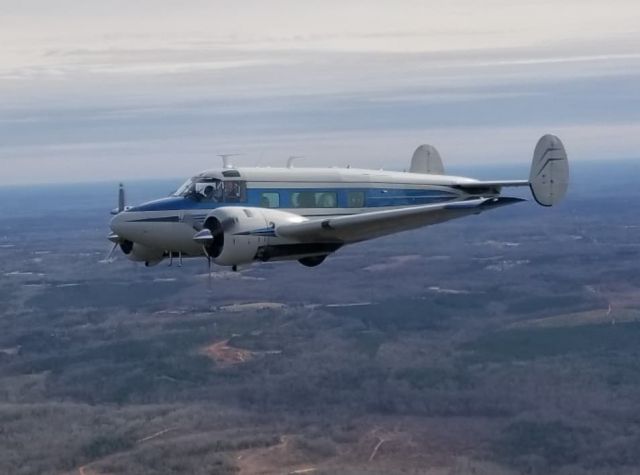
276;197;524;244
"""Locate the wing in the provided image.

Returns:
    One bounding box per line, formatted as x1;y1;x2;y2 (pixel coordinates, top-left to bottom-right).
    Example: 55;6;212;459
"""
276;197;524;243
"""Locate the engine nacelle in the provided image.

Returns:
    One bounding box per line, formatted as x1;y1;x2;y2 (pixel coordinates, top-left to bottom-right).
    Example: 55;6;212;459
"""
121;240;165;266
201;207;307;267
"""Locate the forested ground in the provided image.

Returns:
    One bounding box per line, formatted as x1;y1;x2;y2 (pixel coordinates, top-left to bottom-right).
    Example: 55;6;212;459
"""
1;162;640;474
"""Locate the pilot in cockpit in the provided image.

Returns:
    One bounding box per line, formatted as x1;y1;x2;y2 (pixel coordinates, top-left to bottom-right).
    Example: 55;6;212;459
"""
202;185;214;201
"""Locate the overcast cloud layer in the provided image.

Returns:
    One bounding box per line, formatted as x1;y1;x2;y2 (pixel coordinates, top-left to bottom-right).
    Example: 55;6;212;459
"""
1;0;639;184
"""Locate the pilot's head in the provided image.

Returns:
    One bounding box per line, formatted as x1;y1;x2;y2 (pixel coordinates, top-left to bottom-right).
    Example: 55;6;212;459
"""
203;185;214;197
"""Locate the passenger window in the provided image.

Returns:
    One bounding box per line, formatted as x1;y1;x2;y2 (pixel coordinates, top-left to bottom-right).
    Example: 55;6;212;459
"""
260;192;280;208
316;192;337;208
224;181;246;202
290;191;337;208
347;191;365;208
291;191;317;208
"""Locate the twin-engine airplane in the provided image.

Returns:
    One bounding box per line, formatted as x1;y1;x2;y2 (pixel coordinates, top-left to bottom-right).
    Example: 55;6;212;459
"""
108;135;568;271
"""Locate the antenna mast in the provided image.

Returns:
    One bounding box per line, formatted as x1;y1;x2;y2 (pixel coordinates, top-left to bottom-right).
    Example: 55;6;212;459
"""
217;153;241;169
287;155;304;168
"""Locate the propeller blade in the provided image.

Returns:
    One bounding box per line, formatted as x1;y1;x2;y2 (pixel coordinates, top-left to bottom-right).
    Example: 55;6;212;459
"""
102;242;118;263
118;183;125;213
111;184;127;215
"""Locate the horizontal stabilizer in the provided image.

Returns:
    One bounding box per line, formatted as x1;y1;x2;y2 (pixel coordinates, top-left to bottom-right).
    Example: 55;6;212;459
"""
457;180;529;188
454;135;568;206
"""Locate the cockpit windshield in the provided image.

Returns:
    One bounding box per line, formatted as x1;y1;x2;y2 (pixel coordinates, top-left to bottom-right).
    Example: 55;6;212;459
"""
172;177;246;203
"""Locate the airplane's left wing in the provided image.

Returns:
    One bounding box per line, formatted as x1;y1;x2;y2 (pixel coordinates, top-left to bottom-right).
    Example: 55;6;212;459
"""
276;197;524;244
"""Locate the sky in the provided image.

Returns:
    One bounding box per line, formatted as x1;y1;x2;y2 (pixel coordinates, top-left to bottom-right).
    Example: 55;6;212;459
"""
0;0;639;185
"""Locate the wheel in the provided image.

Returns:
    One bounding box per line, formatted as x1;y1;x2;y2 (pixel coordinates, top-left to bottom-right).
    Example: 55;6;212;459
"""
298;255;327;267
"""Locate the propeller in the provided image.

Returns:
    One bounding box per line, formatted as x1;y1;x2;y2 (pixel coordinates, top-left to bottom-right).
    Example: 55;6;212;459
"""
192;217;230;286
111;183;127;215
193;224;224;286
198;236;214;288
100;232;123;263
106;181;125;261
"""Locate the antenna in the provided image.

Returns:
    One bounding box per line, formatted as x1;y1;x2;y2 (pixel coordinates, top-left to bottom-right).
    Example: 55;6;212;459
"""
217;153;242;169
287;155;304;168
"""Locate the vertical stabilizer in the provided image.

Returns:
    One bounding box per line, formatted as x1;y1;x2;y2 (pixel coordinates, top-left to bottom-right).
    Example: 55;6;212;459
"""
410;144;445;175
529;135;569;206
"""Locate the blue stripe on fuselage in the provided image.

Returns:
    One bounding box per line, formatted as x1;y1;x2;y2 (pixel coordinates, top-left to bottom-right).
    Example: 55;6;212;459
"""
126;187;460;213
127;197;228;212
130;216;181;223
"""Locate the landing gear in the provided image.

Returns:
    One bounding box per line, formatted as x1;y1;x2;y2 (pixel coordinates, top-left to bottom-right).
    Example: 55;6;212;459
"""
167;251;183;267
298;255;327;267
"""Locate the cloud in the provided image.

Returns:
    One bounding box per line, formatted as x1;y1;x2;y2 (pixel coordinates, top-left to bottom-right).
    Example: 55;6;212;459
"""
0;1;640;184
2;121;640;186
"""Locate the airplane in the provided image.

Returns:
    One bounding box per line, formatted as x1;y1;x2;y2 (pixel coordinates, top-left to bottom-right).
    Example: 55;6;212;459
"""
108;134;568;271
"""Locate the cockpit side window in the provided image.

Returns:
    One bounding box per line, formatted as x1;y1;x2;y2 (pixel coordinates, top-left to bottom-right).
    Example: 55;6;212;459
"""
174;178;246;203
174;178;223;202
173;178;195;197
